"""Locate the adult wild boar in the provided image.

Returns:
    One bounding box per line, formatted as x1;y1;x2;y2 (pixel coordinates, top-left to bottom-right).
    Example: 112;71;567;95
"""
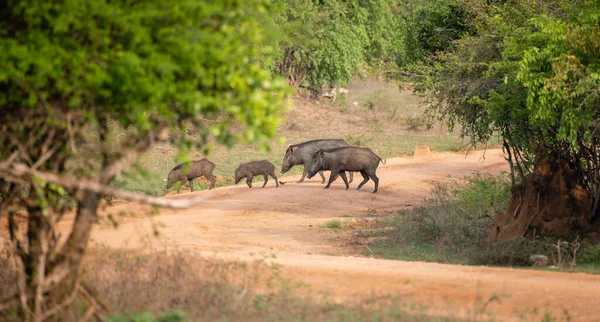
281;139;353;183
307;147;384;193
235;160;279;188
166;159;216;192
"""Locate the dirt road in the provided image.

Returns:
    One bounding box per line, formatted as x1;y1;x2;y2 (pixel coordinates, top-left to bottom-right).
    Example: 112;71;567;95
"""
88;149;600;321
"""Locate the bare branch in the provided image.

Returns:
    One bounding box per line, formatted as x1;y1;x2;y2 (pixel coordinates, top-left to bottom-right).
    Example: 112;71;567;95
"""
40;262;69;292
32;140;61;170
33;221;49;321
40;280;79;321
0;151;19;168
0;162;209;209
80;281;112;314
65;113;78;154
0;296;20;313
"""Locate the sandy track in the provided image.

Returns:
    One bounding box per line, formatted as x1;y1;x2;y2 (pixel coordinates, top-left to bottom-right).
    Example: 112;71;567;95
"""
88;149;600;321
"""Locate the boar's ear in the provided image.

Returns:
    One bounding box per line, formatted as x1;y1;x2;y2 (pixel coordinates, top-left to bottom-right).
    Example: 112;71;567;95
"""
317;150;324;157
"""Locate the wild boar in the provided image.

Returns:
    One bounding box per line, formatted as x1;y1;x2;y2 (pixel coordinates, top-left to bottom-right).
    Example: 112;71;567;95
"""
235;160;279;188
166;159;216;192
307;147;385;193
281;139;353;183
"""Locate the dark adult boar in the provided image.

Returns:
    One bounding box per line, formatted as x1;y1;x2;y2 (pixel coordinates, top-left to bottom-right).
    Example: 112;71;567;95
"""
281;139;353;183
235;160;279;188
166;159;216;192
307;147;384;193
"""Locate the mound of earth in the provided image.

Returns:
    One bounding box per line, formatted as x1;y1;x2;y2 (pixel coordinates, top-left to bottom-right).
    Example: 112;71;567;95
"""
487;151;597;242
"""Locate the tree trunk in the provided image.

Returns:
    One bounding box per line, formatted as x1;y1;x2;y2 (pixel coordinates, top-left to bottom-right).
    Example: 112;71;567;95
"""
44;191;99;321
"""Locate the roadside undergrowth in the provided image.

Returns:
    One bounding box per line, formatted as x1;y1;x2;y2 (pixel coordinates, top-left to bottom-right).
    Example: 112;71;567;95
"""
366;173;600;272
1;246;462;321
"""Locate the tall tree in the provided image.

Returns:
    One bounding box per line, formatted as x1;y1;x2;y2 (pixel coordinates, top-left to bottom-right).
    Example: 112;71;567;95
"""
401;0;600;240
0;0;288;320
266;0;403;92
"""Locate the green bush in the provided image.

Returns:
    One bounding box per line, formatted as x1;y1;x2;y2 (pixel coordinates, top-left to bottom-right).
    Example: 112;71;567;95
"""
579;243;600;264
471;238;551;266
322;220;342;229
344;133;373;147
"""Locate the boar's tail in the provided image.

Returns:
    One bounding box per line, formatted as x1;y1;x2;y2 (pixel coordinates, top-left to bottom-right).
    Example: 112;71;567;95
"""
374;152;386;165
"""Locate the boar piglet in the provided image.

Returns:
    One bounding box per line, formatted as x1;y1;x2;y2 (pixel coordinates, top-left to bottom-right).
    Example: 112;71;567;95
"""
235;160;279;188
166;159;216;192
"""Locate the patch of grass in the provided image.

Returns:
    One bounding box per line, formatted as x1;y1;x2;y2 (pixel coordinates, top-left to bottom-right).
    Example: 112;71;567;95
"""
343;79;418;124
106;310;186;322
403;115;431;132
345;133;373;147
322;220;342;229
368;173;600;271
368;173;517;265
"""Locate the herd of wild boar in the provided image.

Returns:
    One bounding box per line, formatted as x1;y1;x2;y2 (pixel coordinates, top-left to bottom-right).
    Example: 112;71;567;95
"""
166;139;385;193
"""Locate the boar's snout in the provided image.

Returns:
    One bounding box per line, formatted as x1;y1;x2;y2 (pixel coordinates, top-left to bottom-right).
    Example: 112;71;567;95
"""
281;162;290;173
234;170;242;184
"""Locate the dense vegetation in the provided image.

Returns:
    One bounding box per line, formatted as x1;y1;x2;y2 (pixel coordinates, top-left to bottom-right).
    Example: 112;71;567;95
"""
395;0;600;241
263;0;406;91
0;1;287;320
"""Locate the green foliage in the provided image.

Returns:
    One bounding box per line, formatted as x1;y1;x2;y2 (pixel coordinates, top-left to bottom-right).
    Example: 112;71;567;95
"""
0;0;289;155
400;0;600;196
579;243;600;264
344;133;372;147
397;0;471;67
266;0;403;91
0;1;289;319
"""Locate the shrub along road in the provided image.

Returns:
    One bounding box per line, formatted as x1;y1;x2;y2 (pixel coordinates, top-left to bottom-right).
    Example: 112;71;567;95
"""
71;149;600;321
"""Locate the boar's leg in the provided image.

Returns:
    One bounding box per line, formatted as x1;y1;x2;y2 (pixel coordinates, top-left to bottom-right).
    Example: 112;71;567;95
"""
318;171;326;184
262;174;269;188
270;171;279;188
246;176;253;188
349;172;354;183
188;178;194;192
357;170;370;190
367;169;379;193
338;171;350;190
205;173;216;190
324;169;339;189
297;167;308;183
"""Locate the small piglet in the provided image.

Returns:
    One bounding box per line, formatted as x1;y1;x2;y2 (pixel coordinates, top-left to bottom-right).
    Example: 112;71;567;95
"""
234;160;279;188
166;159;216;192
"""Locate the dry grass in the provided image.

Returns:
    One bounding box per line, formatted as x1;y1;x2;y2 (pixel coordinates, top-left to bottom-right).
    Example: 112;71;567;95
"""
0;245;457;321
